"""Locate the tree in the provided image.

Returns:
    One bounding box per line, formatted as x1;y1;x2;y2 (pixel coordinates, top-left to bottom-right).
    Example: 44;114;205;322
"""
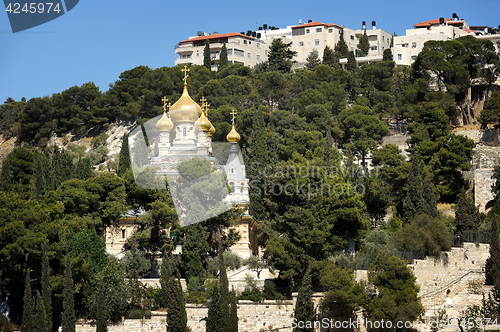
22;270;35;332
357;29;370;57
41;243;52;332
206;281;223;332
338;105;388;171
74;157;92;180
95;279;107;332
267;38;297;73
160;252;187;332
365;251;423;330
219;44;229;69
479;90;500;128
402;156;424;222
61;254;75;332
483;214;500;320
382;48;393;62
305;50;321;71
346;51;357;72
293;269;316;332
218;247;230;331
334;29;349;60
117;133;131;177
455;188;481;236
322;45;337;67
181;223;209;282
204;40;211;70
228;289;238;332
34;291;48;332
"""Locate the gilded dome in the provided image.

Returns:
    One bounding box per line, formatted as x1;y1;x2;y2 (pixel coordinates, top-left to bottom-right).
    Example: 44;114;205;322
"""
226;123;240;143
208;124;215;136
168;84;203;123
156;111;174;131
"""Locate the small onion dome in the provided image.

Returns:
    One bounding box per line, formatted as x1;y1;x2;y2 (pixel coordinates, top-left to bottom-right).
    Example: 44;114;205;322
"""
156;111;173;131
199;112;212;131
168;85;203;123
208;124;215;136
226;123;240;143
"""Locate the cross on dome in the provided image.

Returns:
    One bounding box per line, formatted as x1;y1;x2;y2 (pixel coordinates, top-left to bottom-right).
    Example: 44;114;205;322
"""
230;109;237;124
181;65;190;85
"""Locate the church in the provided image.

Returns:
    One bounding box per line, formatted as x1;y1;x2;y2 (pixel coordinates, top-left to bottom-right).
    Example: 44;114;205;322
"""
106;66;258;261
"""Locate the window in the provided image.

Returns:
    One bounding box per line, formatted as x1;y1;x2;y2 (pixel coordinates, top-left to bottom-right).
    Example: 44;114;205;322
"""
122;229;126;239
249;41;251;44
306;29;310;33
397;54;402;61
247;52;251;58
314;39;319;46
402;43;409;47
265;50;268;56
350;35;354;40
227;48;233;55
316;28;322;32
183;127;187;137
257;54;261;60
299;41;304;46
412;42;417;48
411;56;417;61
328;29;333;33
370;46;377;50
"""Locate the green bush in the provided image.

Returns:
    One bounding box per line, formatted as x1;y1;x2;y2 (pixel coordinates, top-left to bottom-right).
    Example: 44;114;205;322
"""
125;309;151;319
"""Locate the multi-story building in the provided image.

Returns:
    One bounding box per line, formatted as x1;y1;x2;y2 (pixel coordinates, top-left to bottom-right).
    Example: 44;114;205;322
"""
353;21;392;57
174;32;267;70
392;16;474;66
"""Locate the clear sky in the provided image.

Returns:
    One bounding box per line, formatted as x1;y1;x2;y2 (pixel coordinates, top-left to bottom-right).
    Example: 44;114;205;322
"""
1;0;499;103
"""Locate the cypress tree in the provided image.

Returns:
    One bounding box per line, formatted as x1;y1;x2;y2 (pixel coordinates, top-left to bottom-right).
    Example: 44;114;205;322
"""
22;270;35;332
293;270;316;332
33;152;46;199
357;29;370;56
228;288;238;332
117;133;131;177
247;106;269;221
34;291;48;332
484;215;500;319
159;251;172;309
161;252;188;332
41;243;52;332
455;188;481;236
219;44;229;69
346;51;357;72
422;173;439;218
218;247;230;330
61;254;75;332
402;156;424;222
383;48;393;62
75;157;92;180
322;45;337;67
206;281;223;332
334;29;349;60
203;39;212;70
43;147;54;192
181;223;209;282
96;279;107;332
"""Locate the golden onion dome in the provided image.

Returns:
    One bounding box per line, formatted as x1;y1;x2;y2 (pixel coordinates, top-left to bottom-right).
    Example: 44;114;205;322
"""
156;111;174;131
168;84;203;123
208;124;215;136
199;112;212;131
226;123;240;143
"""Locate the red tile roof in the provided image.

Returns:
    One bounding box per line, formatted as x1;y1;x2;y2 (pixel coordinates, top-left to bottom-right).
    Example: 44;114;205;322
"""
414;18;464;28
291;21;343;29
178;32;254;44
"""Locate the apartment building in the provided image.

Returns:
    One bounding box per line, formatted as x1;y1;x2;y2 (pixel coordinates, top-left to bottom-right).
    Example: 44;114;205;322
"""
392;16;474;66
175;32;267;70
353;21;392;57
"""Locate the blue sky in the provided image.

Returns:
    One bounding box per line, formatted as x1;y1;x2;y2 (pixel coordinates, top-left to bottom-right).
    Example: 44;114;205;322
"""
1;0;499;103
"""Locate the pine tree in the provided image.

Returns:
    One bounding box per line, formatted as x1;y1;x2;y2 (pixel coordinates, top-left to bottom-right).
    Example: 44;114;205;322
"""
402;156;424;222
267;38;297;73
117;133;131;177
96;279;107;332
357;29;370;57
346;51;357;72
204;39;212;70
22;270;35;332
305;50;320;70
61;254;75;332
34;291;48;332
41;243;52;332
383;48;393;62
293;270;316;332
181;223;209;282
206;281;223;332
334;29;349;60
219;44;229;69
455;188;481;236
322;45;337;67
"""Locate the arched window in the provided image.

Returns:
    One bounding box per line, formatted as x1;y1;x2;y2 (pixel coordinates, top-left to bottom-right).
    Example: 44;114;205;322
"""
183;127;187;137
229;182;234;193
